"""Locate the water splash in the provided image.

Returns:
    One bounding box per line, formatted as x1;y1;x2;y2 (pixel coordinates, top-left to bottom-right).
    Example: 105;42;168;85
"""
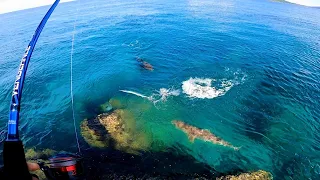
119;90;153;100
182;78;232;99
182;71;246;99
152;88;180;103
122;40;141;48
120;88;180;104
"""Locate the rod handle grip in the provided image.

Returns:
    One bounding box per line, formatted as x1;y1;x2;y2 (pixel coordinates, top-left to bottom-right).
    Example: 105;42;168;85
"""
3;140;32;180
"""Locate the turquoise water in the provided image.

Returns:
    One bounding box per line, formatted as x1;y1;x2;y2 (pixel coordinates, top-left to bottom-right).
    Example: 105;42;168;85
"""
0;0;320;179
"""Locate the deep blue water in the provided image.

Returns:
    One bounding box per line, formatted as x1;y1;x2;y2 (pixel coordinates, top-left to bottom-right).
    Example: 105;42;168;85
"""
0;0;320;179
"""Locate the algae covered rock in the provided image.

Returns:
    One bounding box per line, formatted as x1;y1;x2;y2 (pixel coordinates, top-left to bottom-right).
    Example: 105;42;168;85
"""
99;101;113;112
25;148;56;160
81;109;151;154
80;119;109;148
109;98;125;109
99;97;124;113
217;170;272;180
98;109;151;154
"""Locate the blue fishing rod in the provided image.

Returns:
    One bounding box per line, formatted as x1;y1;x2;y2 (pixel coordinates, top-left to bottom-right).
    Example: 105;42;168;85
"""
2;0;83;179
7;0;60;141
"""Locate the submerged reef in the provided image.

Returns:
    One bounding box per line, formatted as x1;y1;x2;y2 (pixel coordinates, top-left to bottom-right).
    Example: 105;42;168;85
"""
81;109;151;154
217;170;272;180
238;78;283;142
99;102;113;112
98;109;151;154
25;148;56;160
109;98;125;109
172;120;239;150
99;97;126;113
81;118;110;148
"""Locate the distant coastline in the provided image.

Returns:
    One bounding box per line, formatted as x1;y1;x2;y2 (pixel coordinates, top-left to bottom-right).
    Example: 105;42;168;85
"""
0;0;75;15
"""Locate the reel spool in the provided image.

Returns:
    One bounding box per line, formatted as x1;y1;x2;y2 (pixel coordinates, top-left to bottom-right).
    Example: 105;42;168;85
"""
40;153;84;180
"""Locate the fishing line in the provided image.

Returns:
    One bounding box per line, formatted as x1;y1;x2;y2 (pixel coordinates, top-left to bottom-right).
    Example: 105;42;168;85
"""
70;0;81;154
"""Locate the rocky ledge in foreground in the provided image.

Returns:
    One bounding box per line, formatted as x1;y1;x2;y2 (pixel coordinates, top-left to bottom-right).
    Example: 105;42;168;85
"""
217;170;272;180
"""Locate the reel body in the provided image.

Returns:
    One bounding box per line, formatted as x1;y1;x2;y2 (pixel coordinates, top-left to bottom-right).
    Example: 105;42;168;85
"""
40;153;84;180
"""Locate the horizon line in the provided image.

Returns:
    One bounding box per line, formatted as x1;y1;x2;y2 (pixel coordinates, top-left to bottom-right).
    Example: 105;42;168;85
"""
0;0;75;15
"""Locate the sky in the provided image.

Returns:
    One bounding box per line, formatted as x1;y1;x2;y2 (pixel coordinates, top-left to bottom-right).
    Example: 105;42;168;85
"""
286;0;320;6
0;0;319;14
0;0;74;14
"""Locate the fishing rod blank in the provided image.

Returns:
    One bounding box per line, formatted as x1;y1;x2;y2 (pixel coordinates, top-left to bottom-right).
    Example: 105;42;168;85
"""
7;0;60;140
3;1;60;179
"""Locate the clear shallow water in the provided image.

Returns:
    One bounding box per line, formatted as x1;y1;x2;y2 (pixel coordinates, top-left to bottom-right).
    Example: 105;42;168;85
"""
0;0;320;179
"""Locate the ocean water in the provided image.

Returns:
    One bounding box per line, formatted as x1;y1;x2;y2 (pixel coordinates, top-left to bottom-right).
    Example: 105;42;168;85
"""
0;0;320;179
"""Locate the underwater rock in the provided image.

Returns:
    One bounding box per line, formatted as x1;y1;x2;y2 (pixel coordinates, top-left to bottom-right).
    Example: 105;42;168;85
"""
81;109;151;154
25;148;56;160
99;101;113;112
80;119;110;148
136;57;154;71
237;74;283;142
172;120;239;150
109;98;125;109
98;109;151;154
216;170;272;180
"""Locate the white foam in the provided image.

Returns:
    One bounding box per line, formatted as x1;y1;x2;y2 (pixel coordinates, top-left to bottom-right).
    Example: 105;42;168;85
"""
122;40;143;49
153;88;180;103
182;78;234;99
119;90;152;100
120;88;180;104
